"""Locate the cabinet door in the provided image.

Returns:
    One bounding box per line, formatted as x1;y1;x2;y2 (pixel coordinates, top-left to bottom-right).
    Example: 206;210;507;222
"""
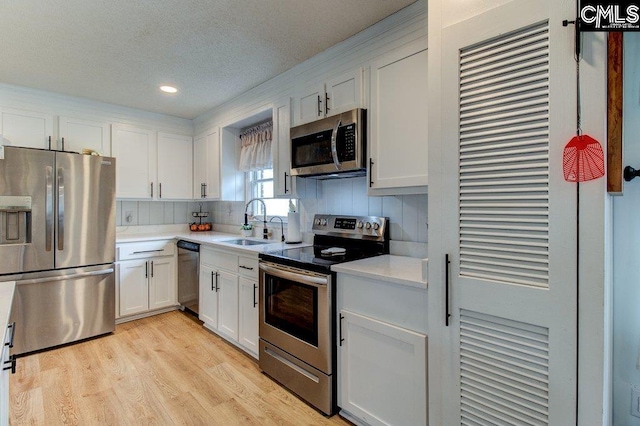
369;44;428;194
111;124;156;199
0;107;54;149
119;259;149;316
157;132;193;200
239;276;259;356
325;67;363;118
339;310;426;426
217;270;239;341
193;127;220;200
295;83;325;125
149;257;176;310
273;98;299;198
198;264;218;328
58;116;110;155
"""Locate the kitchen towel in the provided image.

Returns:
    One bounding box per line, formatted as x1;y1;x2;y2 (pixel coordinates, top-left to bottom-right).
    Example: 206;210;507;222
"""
287;212;301;243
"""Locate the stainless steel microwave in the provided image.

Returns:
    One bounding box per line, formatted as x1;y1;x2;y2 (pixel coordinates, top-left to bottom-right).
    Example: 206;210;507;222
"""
290;108;366;178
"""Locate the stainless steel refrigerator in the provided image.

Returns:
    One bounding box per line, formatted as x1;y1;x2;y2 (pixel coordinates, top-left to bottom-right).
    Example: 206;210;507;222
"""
0;146;116;355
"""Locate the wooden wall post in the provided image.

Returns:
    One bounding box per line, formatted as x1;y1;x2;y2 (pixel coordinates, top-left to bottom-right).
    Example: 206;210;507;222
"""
607;32;623;194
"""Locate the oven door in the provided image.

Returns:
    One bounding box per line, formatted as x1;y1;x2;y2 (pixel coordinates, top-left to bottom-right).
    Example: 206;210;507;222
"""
259;261;332;374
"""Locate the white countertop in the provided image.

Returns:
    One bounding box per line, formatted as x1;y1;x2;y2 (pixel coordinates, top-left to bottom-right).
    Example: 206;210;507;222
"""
332;255;427;289
116;230;310;254
0;281;15;345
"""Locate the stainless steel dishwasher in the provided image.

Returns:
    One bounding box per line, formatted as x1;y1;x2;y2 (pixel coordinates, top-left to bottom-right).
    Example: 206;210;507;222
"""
177;240;200;315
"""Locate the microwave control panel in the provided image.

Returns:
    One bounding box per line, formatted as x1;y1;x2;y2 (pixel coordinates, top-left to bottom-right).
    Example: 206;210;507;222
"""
340;124;356;161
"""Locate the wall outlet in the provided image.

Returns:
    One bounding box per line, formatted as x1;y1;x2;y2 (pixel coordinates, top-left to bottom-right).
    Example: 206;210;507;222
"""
631;385;640;418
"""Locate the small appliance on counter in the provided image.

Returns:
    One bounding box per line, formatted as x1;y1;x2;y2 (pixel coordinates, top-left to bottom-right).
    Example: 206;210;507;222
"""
0;146;116;355
258;214;389;415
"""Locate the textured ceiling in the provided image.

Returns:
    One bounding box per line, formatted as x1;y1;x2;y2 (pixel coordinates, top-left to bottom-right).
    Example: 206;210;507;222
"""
0;0;416;119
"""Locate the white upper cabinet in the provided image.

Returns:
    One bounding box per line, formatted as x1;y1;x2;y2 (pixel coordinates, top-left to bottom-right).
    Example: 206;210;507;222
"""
111;124;157;199
112;125;194;200
193;127;221;200
294;67;363;126
0;107;54;149
58;116;110;155
273;98;300;198
368;39;428;195
157;132;193;200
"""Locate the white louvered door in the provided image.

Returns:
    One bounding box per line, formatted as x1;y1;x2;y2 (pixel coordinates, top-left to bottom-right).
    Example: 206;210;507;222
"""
439;1;577;424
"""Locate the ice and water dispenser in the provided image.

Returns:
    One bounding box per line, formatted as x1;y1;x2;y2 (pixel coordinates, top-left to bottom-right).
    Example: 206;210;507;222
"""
0;195;32;245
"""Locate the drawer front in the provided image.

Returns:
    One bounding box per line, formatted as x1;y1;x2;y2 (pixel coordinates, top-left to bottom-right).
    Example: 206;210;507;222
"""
201;248;237;272
117;240;175;261
238;256;259;278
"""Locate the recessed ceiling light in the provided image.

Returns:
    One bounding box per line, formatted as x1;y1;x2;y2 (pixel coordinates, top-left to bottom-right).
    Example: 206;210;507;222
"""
160;85;178;94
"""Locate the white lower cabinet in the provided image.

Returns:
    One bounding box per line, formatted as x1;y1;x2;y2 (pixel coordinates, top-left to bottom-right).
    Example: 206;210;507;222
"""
116;240;177;320
199;247;258;358
337;273;428;426
339;310;427;426
199;264;219;327
238;276;259;355
217;270;239;341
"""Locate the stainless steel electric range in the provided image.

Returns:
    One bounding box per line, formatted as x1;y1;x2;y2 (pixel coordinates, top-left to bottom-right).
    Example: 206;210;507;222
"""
258;214;389;415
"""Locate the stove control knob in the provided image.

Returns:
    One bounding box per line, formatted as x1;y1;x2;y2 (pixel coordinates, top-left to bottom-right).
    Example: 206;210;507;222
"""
365;222;372;230
320;218;328;226
357;221;364;229
314;218;321;226
373;222;380;231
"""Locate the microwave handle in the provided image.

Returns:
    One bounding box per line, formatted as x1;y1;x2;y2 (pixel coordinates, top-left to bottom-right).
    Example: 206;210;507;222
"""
331;119;342;170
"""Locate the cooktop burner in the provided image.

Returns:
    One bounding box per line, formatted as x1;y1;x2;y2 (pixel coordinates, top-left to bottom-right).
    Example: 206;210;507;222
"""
259;214;389;273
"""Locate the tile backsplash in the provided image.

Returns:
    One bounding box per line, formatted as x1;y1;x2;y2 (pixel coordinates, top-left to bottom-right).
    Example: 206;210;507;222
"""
117;178;428;246
116;201;210;227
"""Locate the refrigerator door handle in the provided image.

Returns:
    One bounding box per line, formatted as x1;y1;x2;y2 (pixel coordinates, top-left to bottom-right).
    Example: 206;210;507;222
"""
45;166;53;252
57;168;64;251
15;268;115;285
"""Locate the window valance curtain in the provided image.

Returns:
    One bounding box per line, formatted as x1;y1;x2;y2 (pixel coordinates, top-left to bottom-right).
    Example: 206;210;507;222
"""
238;121;273;172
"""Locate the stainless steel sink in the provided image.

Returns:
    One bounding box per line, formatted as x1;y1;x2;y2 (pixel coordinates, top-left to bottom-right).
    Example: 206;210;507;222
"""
224;239;270;246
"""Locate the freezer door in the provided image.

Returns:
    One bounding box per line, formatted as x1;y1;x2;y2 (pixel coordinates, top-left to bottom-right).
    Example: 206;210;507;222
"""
55;152;115;269
0;147;55;274
9;265;116;355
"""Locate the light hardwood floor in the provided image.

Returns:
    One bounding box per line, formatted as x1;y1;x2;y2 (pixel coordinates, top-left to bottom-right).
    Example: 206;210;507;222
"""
9;311;352;425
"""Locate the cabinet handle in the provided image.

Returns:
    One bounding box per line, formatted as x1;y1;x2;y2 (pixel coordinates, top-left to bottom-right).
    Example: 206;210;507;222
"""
215;272;220;292
253;284;258;308
203;183;207;198
150;182;154;198
159;183;162;199
369;158;374;187
317;95;322;117
284;172;289;194
61;137;65;151
445;254;451;327
150;261;154;278
211;271;214;291
48;136;52;150
239;265;254;271
5;322;15;348
132;249;164;254
325;92;330;115
145;261;148;278
3;355;16;374
339;314;345;346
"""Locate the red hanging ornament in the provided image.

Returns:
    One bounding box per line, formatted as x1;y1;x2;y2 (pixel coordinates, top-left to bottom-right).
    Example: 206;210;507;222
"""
562;134;605;182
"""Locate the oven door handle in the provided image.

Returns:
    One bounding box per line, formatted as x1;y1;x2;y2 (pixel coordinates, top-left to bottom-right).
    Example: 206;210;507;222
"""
259;263;328;288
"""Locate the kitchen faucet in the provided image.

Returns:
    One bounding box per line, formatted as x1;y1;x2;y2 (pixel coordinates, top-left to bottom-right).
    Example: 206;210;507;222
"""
244;198;268;239
269;216;285;242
